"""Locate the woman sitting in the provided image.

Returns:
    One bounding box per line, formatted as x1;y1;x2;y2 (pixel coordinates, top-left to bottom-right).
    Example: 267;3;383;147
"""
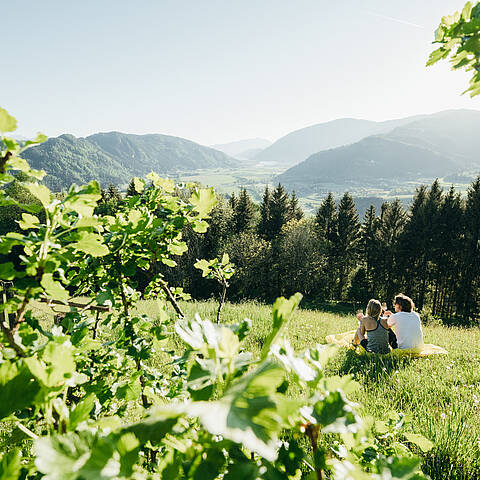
384;294;424;350
353;299;391;354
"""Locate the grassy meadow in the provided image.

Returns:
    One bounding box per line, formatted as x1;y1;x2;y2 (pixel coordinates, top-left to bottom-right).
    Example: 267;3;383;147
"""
34;299;480;479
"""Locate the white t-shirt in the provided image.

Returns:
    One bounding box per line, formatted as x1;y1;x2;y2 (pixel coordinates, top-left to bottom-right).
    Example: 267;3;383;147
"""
387;311;424;350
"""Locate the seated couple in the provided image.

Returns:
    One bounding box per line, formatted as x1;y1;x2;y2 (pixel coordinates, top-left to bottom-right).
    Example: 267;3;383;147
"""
353;294;423;354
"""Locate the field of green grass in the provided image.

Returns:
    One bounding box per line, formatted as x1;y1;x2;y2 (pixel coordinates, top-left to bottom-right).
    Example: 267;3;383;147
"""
34;298;480;479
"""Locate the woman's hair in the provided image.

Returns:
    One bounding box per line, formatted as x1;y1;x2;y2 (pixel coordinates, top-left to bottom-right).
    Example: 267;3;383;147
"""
394;293;415;312
366;299;382;319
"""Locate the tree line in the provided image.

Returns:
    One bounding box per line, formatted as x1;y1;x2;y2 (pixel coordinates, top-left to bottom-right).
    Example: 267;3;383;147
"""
2;175;480;325
163;179;480;326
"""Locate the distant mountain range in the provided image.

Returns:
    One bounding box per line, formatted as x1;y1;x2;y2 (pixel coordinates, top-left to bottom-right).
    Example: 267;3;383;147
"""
276;110;480;193
253;115;425;167
22;132;236;191
211;138;271;159
19;109;480;194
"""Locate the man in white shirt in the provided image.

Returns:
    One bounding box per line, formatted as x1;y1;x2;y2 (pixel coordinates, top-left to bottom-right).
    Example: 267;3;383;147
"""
385;294;424;350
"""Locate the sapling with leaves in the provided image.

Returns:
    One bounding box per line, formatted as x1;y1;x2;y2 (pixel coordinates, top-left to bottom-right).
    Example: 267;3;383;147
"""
194;253;235;322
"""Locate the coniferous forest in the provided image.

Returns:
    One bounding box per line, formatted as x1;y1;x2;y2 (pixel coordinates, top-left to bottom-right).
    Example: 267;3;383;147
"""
4;176;477;325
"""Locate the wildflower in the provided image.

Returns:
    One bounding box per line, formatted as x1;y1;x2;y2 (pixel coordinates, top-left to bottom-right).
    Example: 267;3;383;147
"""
440;413;447;419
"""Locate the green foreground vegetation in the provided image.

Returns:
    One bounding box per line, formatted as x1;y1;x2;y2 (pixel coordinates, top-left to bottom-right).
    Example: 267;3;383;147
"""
141;300;480;480
33;299;480;479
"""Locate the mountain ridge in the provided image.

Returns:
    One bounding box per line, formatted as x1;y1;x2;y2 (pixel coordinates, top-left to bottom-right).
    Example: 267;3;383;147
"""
22;131;237;191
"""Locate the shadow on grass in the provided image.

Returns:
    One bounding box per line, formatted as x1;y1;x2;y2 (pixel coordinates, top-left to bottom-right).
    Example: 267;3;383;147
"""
325;348;415;383
301;299;361;315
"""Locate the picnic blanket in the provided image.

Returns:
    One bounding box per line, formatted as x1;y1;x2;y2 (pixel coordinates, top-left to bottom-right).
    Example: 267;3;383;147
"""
325;330;448;357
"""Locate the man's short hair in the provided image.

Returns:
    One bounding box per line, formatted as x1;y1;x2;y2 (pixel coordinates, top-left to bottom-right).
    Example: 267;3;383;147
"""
394;294;414;312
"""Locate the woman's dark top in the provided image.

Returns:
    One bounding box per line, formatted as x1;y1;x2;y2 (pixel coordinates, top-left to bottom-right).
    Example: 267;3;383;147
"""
366;317;390;354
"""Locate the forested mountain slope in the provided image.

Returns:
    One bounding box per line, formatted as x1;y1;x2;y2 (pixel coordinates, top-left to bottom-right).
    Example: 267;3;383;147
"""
276;136;454;193
22;132;236;191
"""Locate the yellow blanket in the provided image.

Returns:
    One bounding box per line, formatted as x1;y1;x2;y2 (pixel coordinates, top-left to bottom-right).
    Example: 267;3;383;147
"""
325;330;448;357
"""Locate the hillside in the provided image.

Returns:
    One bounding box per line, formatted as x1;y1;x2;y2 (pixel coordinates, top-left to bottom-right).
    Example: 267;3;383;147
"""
22;132;236;191
253;115;425;167
276;136;454;194
276;110;480;193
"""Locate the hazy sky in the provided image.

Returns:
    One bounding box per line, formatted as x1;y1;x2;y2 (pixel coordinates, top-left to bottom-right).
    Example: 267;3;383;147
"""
3;0;479;145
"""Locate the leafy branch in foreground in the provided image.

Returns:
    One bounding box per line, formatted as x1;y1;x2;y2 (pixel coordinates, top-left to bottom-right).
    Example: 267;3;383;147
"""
427;1;480;96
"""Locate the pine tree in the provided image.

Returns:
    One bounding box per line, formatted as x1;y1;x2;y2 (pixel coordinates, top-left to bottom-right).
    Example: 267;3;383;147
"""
459;177;480;321
232;188;256;234
268;183;290;240
334;192;360;298
258;186;271;239
360;205;378;297
377;199;407;302
106;183;122;202
288;191;304;222
432;186;463;318
314;193;337;299
228;193;237;212
397;185;428;306
126;179;137;196
315;193;336;242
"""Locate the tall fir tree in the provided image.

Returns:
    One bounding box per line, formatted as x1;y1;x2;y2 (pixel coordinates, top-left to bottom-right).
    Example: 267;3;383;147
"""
360;205;378;297
334;192;360;298
432;186;463;317
288;191;304;222
258;186;271;239
314;193;337;299
126;179;137;196
268;183;290;241
377;199;407;303
459;177;480;321
106;183;122;202
397;185;428;306
232;188;256;234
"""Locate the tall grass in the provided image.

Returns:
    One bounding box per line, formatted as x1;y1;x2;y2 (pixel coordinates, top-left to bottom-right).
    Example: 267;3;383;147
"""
35;298;480;479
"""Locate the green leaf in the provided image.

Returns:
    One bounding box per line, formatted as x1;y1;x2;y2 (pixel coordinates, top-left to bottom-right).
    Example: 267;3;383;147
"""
0;449;22;480
123;408;180;445
72;232;109;257
403;433;434;452
69;394;96;431
0;262;16;281
40;273;69;302
133;177;145;193
261;293;302;361
0;108;17;133
0;361;40;420
192;219;209;233
18;213;40;230
25;182;51;207
187;362;286;461
303;390;361;434
426;47;449;66
167;241;188;256
146;172;175;192
190;187;217;218
462;2;473;20
25;341;77;388
194;258;212;277
161;257;177;267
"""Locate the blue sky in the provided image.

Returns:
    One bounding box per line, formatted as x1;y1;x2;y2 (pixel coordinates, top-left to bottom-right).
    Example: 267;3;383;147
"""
3;0;479;145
